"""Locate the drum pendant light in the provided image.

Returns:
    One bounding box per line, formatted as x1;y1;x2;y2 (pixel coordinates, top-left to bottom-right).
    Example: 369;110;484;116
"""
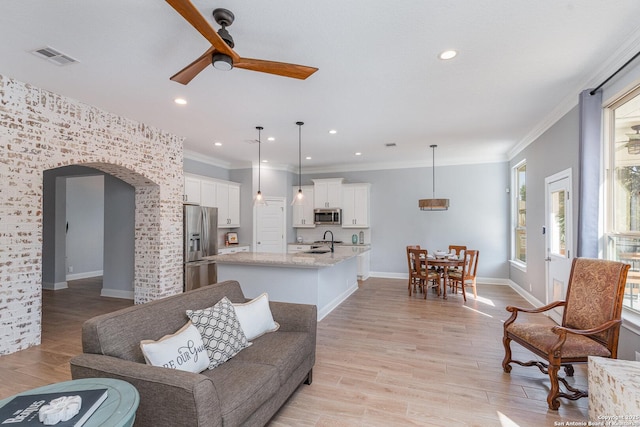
291;121;305;206
254;126;267;207
419;144;449;211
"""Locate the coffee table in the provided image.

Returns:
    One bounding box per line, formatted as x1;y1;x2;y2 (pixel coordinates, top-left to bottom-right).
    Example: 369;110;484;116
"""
0;378;139;427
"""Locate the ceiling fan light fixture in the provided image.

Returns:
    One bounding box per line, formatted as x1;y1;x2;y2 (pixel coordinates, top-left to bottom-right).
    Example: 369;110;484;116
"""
212;53;233;71
628;125;640;155
419;144;450;211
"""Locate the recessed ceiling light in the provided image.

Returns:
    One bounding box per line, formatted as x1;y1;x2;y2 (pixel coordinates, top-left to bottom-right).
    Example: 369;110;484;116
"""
439;50;457;60
306;156;312;160
174;98;187;105
329;130;337;134
355;152;362;156
267;137;275;141
214;142;222;146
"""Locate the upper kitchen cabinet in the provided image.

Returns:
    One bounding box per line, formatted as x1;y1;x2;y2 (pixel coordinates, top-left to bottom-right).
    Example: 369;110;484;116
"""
313;178;343;208
183;174;241;228
200;179;217;207
216;182;241;228
292;185;315;228
184;175;202;204
342;183;370;228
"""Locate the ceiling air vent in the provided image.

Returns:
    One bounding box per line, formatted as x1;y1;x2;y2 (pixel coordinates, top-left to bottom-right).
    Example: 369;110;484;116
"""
385;143;397;147
30;46;79;66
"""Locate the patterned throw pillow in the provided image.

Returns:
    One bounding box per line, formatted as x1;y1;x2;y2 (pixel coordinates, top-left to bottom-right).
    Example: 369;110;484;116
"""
186;297;250;369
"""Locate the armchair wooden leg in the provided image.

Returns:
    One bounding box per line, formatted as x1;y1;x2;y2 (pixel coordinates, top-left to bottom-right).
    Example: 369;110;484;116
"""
502;336;513;373
304;369;313;385
547;362;561;410
563;364;574;377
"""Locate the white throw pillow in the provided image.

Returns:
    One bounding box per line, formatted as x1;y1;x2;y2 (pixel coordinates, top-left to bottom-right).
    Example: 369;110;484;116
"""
186;297;250;369
233;293;280;341
140;321;210;373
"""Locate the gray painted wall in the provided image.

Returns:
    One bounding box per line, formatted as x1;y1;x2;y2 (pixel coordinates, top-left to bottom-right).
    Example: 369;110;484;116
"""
509;105;580;302
183;158;230;180
308;163;510;279
66;176;104;277
103;174;135;294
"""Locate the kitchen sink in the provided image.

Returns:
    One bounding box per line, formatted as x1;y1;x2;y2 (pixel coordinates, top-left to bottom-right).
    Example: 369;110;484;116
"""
304;249;331;254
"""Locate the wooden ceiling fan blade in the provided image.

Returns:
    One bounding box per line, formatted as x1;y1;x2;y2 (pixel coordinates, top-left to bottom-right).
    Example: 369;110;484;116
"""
234;57;318;80
170;47;216;85
165;0;239;61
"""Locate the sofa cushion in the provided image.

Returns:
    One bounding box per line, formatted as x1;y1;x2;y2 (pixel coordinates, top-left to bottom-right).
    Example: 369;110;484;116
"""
201;359;280;426
233;293;280;341
140;321;210;373
233;331;312;385
186;297;250;369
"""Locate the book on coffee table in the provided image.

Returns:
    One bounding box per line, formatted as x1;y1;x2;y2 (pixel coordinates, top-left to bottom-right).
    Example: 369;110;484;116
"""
0;388;108;426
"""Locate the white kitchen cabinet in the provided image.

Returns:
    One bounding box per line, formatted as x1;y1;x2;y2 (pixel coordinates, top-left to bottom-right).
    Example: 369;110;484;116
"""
216;182;241;228
218;245;249;255
200;179;217;207
183;174;241;227
292;185;315;228
313;178;343;208
287;244;312;253
184;175;202;204
342;183;370;228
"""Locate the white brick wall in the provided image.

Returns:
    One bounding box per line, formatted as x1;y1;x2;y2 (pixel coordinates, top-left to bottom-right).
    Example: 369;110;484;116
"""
0;75;184;355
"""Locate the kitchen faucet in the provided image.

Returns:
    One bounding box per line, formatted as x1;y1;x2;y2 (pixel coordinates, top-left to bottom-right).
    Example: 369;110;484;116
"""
323;230;334;253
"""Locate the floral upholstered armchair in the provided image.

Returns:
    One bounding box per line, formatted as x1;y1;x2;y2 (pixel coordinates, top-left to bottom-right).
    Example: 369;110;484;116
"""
502;258;629;410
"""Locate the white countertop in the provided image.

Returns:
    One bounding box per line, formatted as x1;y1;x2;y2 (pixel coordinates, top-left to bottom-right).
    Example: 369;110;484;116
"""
211;245;370;268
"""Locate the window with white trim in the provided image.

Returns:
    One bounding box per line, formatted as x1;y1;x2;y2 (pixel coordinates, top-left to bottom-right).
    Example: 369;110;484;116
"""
605;85;640;314
513;161;527;265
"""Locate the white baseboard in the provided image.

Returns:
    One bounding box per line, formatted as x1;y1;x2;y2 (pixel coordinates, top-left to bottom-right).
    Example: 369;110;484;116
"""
100;288;134;300
506;279;545;307
317;282;358;321
370;272;406;279
66;270;103;281
369;271;509;285
42;281;68;290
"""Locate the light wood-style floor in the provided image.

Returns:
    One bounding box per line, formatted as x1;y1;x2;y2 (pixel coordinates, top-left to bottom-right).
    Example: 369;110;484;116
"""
0;277;590;426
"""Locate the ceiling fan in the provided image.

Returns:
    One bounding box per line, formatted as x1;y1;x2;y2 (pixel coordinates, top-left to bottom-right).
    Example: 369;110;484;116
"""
165;0;318;84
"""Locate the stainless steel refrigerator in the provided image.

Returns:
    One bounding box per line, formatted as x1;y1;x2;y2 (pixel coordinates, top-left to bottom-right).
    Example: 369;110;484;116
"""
184;205;218;292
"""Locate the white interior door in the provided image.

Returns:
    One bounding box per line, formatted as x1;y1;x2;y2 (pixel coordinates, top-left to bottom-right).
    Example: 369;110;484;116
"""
545;169;572;323
254;197;286;253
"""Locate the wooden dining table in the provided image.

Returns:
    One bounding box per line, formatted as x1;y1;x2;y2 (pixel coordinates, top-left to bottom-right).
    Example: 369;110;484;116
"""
428;256;464;299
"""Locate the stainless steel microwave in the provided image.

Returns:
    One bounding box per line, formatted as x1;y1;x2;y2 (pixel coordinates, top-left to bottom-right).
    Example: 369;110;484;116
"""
314;208;341;225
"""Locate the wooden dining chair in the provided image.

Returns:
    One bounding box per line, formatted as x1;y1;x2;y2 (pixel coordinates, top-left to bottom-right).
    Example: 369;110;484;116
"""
408;248;440;299
406;245;421;296
448;245;466;258
447;244;467;279
448;249;478;301
502;258;629;410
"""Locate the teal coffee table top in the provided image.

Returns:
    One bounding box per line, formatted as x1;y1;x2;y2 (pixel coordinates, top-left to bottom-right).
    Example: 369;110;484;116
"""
0;378;139;427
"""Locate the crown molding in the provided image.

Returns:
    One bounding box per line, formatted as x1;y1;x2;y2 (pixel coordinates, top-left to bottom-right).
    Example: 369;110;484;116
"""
508;28;640;160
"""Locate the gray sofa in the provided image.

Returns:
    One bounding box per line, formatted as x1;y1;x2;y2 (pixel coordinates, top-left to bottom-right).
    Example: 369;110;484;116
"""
70;280;317;427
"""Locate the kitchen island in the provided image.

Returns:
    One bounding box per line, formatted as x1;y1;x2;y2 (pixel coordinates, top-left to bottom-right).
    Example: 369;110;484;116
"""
211;246;369;320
